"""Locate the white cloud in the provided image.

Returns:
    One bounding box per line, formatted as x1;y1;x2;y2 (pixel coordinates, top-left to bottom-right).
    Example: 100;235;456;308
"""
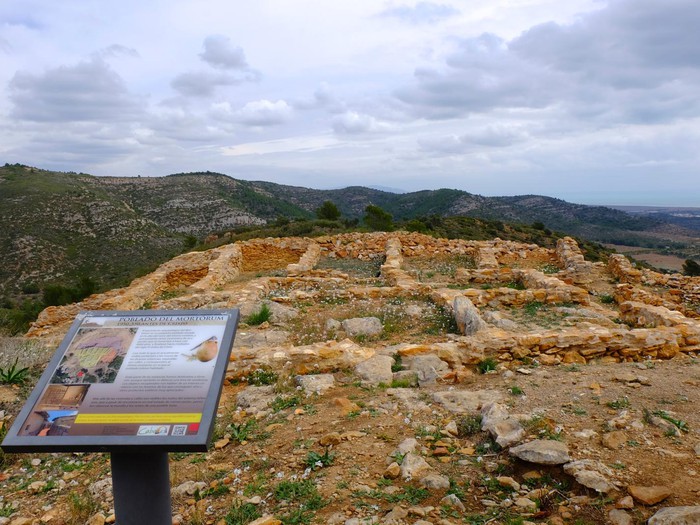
199;35;249;70
379;2;460;24
214;99;293;127
331;111;392;134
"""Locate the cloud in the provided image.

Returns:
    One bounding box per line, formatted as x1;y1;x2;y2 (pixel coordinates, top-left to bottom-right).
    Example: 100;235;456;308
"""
214;99;293;126
199;35;249;70
396;33;555;119
9;57;144;123
0;36;10;53
171;71;250;97
419;125;527;155
379;2;459;24
293;82;346;113
331;111;392;134
396;0;700;126
98;44;140;59
171;36;259;97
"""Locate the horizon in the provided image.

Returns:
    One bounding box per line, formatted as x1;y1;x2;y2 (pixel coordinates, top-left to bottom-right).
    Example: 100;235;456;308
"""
7;162;700;210
1;0;700;207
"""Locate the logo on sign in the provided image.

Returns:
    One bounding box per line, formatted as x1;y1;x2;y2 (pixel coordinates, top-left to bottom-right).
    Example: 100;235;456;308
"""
137;425;170;436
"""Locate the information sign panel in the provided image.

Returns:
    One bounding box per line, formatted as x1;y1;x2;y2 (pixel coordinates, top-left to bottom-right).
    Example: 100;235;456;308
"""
2;309;239;453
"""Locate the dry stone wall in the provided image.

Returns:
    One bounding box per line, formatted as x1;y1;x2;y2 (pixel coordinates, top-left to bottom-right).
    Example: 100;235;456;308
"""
24;233;700;374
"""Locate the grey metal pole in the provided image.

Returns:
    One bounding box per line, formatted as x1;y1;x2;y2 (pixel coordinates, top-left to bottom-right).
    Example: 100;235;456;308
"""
111;452;172;525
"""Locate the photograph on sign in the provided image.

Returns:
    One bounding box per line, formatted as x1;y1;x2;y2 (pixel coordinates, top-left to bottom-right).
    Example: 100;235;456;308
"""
2;309;238;452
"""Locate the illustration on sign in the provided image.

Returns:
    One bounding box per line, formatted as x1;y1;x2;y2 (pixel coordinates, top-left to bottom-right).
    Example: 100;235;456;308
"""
16;312;232;440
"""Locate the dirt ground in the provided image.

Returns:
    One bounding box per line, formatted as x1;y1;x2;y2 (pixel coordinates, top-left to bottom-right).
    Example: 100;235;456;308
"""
2;356;700;525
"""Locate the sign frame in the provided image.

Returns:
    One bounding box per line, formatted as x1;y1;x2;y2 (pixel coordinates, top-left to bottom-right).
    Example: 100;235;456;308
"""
1;309;239;453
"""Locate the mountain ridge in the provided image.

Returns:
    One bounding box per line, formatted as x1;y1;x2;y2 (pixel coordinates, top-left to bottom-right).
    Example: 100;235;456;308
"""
1;163;698;298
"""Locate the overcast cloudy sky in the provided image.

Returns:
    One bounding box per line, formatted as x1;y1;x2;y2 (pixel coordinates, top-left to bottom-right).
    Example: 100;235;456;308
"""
1;0;699;205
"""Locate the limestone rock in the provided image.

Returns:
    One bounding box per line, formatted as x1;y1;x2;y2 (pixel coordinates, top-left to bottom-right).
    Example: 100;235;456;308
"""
602;431;627;450
355;355;393;385
420;473;450;490
441;493;465;511
342;317;383;337
384;462;401;479
481;402;525;448
173;480;208;496
453;296;486;335
319;432;342;446
236;385;276;413
510;440;571;465
628;485;672;506
648;506;700;524
248;517;282;525
563;460;616;493
400;453;433;480
608;509;633;525
407;354;450;384
432;390;502;414
295;374;335;395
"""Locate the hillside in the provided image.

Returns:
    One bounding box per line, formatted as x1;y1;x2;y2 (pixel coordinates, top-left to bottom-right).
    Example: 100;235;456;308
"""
2;232;700;524
2;163;698;300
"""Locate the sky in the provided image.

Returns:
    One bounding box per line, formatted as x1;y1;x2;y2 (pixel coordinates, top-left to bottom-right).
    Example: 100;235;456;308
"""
1;0;699;206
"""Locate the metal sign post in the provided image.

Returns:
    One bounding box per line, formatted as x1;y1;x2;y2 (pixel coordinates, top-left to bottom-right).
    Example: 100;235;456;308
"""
1;309;240;525
111;452;172;525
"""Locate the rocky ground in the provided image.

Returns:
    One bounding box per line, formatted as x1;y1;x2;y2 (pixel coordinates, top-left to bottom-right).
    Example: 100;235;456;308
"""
2;232;700;524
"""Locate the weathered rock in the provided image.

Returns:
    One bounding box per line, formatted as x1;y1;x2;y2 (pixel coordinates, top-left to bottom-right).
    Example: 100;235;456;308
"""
510;440;571;465
391;369;419;387
441;493;466;511
408;355;450;384
333;397;361;416
295;374;335;395
481;402;525;448
173;480;208;496
628;485;672;506
563;460;616;493
453;296;486;335
319;432;342;446
395;437;419;456
342;317;383;337
432;390;503;414
355;355;394;385
234;330;289;348
384;462;401;479
383;505;408;524
420;473;450;490
648;506;700;524
608;509;633;525
248;517;282;525
602;431;627;450
400;453;433;480
236;385;276;413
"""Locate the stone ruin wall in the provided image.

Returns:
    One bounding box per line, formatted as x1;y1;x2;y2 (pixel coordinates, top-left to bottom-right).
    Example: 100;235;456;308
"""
25;232;700;376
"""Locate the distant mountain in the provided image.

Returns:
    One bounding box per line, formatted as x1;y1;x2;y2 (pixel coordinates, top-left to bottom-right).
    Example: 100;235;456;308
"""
1;163;697;296
611;206;700;232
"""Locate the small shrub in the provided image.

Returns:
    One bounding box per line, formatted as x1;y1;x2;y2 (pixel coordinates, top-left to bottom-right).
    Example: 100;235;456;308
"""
304;449;335;470
509;386;523;396
67;492;98;524
606;397;630;410
457;415;483;437
229;419;256;443
245;304;272;325
0;358;29;385
247;368;278;386
391;354;403;373
477;357;498;374
599;294;615;304
270;393;302;412
225;501;261;525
